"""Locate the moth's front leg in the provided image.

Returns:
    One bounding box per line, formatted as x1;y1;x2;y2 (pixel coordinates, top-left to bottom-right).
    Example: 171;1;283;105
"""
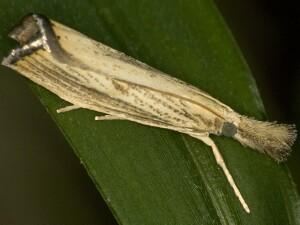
188;133;250;213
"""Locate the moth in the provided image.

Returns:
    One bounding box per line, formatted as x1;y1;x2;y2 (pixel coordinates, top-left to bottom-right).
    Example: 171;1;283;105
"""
2;14;297;213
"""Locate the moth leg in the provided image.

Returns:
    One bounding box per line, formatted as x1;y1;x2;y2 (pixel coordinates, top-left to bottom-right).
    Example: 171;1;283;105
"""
95;115;125;121
56;105;81;113
189;133;250;213
95;111;197;134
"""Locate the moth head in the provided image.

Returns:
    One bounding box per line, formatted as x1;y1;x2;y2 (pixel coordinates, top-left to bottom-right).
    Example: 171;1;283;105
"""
221;122;237;138
233;116;297;162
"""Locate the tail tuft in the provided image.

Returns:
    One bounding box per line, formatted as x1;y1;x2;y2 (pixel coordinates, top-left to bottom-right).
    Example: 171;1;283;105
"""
234;116;297;162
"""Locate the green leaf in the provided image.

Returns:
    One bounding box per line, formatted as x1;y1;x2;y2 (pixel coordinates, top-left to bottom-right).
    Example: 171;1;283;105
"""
0;0;300;224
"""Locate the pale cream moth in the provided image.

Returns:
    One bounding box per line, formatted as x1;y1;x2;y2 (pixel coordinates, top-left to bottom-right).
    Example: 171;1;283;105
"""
2;14;297;213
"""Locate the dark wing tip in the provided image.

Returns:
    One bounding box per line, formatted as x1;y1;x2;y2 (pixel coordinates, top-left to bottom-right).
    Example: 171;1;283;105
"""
1;13;61;66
